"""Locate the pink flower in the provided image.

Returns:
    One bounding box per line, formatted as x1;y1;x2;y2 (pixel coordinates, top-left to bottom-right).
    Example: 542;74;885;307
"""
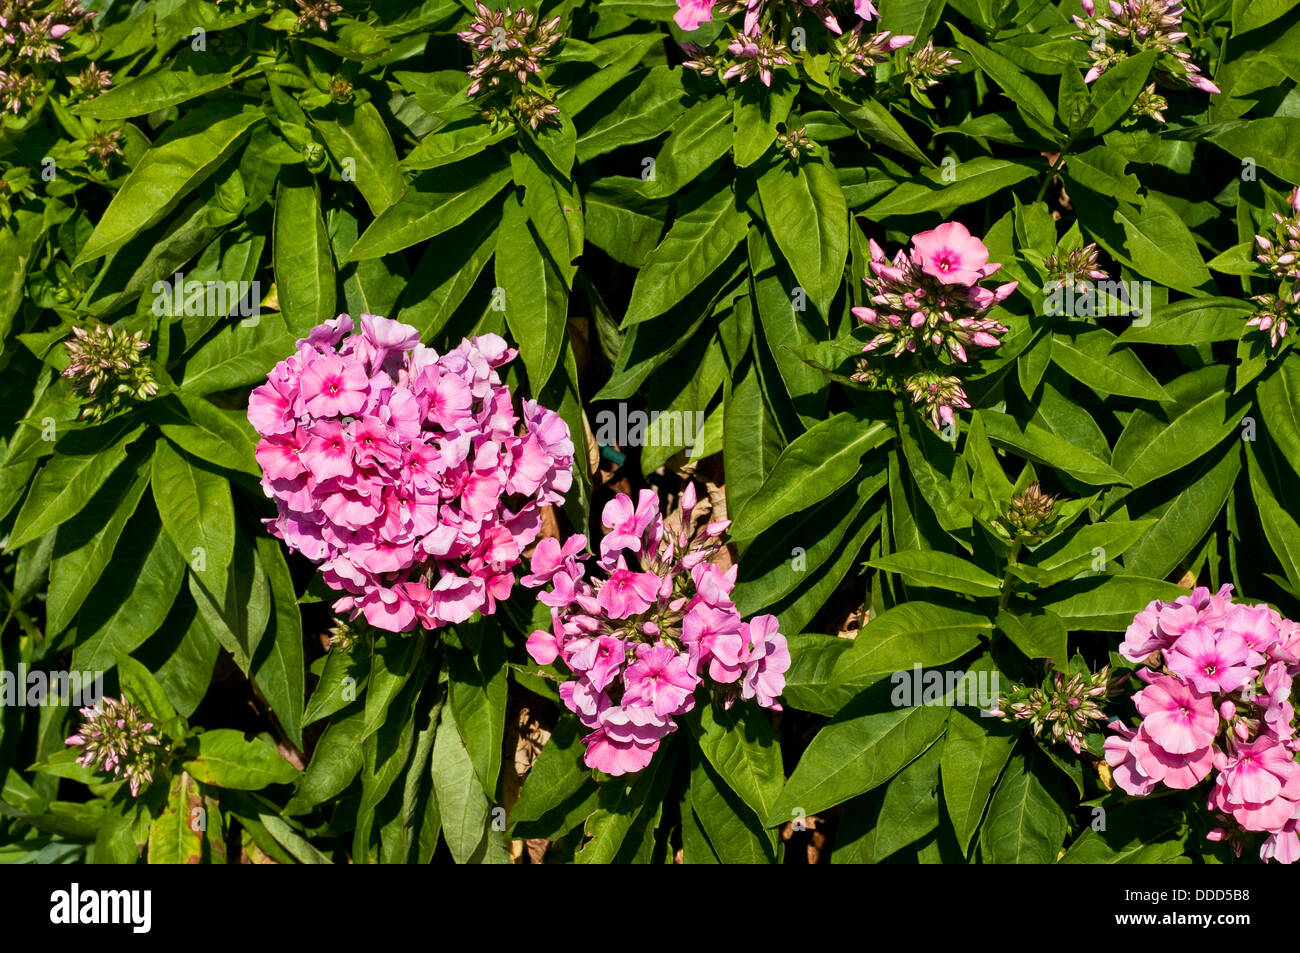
624;644;698;717
1130;726;1214;789
673;0;716;30
1104;722;1157;796
300;354;368;417
249;316;574;633
741;615;790;709
597;563;661;618
519;483;788;776
1166;627;1256;695
909;222;992;286
1132;674;1219;754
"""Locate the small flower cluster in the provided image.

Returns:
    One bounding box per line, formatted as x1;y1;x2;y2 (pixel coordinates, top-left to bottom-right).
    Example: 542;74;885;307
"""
830;24;912;78
677;0;914;89
901;40;960;91
774;121;815;162
851;221;1016;428
1044;241;1109;286
458;1;563;129
1106;584;1300;863
991;665;1114;754
65;696;166;797
61;323;159;421
522;484;790;776
1071;0;1220;103
0;0;97;115
248;314;574;634
997;481;1059;543
1247;187;1300;349
294;0;342;32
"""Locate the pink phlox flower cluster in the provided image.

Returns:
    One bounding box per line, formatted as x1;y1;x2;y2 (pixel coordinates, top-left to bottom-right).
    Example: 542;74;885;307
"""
1073;0;1220;95
1106;584;1300;862
248;313;574;634
521;483;789;776
852;221;1017;365
674;0;879;33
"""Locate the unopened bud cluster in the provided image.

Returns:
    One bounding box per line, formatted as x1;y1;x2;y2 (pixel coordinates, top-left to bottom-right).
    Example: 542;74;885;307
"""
997;482;1059;543
0;0;98;116
774;121;815;163
458;1;563;130
902;40;960;91
293;0;343;32
991;664;1114;754
61;323;159;420
1246;187;1300;349
65;697;166;797
1071;0;1220;110
1044;242;1109;285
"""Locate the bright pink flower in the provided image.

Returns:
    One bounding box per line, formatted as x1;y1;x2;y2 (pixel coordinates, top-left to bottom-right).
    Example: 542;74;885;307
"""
909;221;992;286
673;0;716;30
1132;674;1219;754
741;615;790;709
1166;627;1256;694
300;354;368;417
625;644;698;717
520;483;788;776
250;315;574;633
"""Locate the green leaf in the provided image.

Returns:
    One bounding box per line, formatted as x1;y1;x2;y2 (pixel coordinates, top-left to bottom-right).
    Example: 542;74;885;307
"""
252;535;306;749
732;410;891;543
768;694;949;824
822;91;932;165
951;30;1060;143
313;102;405;215
995;609;1069;668
346;161;511;260
8;421;146;551
941;708;1018;855
116;652;178;724
430;704;494;864
77;49;245;120
508;714;589;829
1258;360;1300;479
274;170;337;336
830;602;991;690
978;409;1127;486
979;752;1067;863
495;194;568;390
1110;370;1247;486
1209;117;1300;184
841;742;943;862
180;312;297;398
46;463;150;635
868;551;1002;597
756;158;847;318
1106;196;1212;294
687;703;785;823
1049;324;1171;402
865;157;1036;219
183;729;299;789
688;750;776;864
621;185;749;326
151;439;235;604
76;103;263;264
1036;576;1187;631
1123;443;1241;579
148;771;203;864
152;392;260;477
